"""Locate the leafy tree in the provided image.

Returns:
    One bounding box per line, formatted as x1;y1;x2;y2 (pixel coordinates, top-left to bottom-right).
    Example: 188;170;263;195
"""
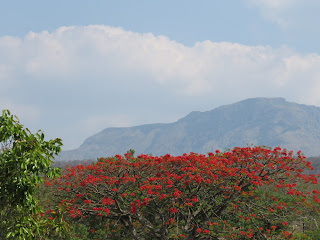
44;147;320;239
0;110;63;239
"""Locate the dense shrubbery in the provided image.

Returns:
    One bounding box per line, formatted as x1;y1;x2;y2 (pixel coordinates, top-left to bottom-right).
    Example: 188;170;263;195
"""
40;147;320;239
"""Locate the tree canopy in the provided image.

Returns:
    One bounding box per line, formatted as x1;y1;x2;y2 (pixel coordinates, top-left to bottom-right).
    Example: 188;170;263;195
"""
0;110;62;239
42;146;320;239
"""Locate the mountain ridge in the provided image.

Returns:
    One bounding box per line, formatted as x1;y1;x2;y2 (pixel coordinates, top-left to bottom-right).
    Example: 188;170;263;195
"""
58;97;320;160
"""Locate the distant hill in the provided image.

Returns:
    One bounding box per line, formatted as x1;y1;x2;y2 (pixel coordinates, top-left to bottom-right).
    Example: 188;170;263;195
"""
58;97;320;160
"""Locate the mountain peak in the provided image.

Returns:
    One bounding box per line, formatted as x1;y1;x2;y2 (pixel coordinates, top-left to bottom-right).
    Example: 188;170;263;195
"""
58;98;320;160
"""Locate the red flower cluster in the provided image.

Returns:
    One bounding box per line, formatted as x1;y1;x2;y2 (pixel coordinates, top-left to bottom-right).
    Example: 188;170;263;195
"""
43;146;319;239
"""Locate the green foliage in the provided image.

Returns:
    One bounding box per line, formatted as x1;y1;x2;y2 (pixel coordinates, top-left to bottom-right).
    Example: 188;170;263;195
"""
0;109;63;239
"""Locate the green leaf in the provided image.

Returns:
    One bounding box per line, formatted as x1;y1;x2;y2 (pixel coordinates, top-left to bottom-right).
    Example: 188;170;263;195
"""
0;109;63;238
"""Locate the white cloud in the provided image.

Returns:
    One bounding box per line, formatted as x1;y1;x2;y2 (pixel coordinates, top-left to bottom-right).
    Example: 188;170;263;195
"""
245;0;320;29
245;0;295;27
247;0;293;9
1;25;320;149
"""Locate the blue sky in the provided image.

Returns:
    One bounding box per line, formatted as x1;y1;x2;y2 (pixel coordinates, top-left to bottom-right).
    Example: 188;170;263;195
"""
1;0;320;150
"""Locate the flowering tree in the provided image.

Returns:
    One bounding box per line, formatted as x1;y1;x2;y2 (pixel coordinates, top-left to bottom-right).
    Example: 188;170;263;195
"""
44;146;320;239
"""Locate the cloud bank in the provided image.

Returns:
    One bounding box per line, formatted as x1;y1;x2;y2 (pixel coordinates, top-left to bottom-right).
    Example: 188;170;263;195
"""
1;25;320;149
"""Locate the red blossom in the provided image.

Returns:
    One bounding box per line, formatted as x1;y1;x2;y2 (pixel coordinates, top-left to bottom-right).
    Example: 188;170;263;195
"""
170;208;178;213
104;208;110;214
43;146;319;239
102;197;115;205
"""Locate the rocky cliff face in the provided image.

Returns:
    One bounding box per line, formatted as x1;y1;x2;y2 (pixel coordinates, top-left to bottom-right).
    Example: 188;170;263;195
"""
58;97;320;160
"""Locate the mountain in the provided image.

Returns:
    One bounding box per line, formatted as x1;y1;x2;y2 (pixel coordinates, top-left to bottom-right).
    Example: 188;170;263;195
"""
58;97;320;160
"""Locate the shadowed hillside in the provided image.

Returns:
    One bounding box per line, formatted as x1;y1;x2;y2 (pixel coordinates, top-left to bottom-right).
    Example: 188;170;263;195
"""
57;97;320;161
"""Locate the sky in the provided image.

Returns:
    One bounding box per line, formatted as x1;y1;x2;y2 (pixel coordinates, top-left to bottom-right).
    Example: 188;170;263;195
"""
1;0;320;150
